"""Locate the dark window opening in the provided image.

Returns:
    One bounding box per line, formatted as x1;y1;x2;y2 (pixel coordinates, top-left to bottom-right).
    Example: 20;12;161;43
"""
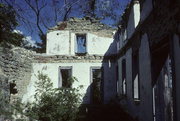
122;59;127;95
178;35;180;47
132;51;140;100
10;81;18;94
116;65;119;94
59;67;72;88
91;67;103;104
76;34;86;55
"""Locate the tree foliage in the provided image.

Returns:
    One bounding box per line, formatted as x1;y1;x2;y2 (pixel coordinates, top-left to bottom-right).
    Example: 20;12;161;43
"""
24;71;83;121
0;3;24;46
0;0;130;52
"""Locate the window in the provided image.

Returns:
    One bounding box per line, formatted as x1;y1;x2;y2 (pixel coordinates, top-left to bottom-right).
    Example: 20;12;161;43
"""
132;51;140;100
75;34;86;55
91;67;103;104
59;67;72;88
10;80;18;94
122;59;126;95
116;65;119;94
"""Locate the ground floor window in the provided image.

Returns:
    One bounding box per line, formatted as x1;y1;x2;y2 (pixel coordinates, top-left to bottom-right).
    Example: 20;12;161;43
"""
59;67;72;88
116;65;119;94
132;52;140;100
122;59;126;95
91;67;103;104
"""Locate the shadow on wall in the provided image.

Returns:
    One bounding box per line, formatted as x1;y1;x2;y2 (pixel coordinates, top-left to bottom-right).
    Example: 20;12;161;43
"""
76;33;136;121
81;32;118;105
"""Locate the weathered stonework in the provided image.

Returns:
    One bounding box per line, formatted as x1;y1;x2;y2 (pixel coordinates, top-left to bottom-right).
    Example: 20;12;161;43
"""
33;54;117;63
0;45;35;102
49;17;116;38
0;68;10;120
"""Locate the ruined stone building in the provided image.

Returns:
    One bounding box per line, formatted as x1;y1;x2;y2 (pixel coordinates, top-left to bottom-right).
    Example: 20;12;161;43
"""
0;17;117;105
0;0;180;121
115;0;180;121
25;17;118;104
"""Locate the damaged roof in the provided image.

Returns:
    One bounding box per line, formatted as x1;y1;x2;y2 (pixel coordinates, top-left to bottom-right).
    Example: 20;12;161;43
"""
48;16;117;37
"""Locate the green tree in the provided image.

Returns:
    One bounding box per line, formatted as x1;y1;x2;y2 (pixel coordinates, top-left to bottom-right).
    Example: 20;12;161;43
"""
25;71;83;121
1;0;129;52
0;3;24;47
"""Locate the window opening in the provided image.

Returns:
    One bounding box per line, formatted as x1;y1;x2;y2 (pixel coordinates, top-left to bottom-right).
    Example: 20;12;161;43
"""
59;67;72;88
91;67;103;104
76;34;86;54
132;51;140;100
122;59;127;95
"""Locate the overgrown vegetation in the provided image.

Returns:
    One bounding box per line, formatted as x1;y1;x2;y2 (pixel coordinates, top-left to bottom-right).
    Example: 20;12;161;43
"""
1;0;130;52
0;3;24;47
22;71;83;121
0;3;37;50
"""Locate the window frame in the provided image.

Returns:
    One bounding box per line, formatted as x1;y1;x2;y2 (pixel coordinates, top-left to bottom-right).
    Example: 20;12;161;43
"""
132;51;140;102
90;66;104;104
75;33;87;55
122;59;127;96
58;66;72;88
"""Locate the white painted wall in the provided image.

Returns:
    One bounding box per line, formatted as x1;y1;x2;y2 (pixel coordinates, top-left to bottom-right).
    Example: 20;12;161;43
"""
117;34;154;121
139;34;153;121
117;1;140;51
22;62;116;104
46;31;115;55
118;29;127;50
87;33;115;55
140;0;153;22
173;34;180;121
46;31;70;55
127;1;140;39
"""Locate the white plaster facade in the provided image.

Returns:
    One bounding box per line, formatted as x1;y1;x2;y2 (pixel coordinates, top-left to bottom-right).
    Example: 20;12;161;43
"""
23;19;117;104
172;34;180;121
127;1;140;39
46;31;115;55
116;0;179;121
140;0;153;22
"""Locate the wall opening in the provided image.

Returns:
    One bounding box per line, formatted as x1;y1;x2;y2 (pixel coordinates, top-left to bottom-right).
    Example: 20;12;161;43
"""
10;80;18;94
132;51;140;100
91;67;103;104
75;34;87;55
59;67;72;88
122;59;127;95
116;65;119;94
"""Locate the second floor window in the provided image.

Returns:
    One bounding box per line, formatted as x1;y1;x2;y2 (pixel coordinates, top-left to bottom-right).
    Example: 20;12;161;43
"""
76;34;86;54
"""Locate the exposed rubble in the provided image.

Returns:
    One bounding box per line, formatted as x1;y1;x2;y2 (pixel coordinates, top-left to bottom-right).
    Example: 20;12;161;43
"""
49;17;116;37
0;45;35;102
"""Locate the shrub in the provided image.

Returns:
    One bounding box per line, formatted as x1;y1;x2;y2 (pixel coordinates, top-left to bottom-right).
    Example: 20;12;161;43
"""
25;71;83;121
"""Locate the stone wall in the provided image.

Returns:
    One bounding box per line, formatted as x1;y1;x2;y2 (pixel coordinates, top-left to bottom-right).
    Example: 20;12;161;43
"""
0;45;35;103
49;17;116;38
0;68;10;120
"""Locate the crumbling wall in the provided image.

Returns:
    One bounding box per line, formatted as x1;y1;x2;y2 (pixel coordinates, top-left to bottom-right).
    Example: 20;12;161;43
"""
0;45;35;103
0;67;11;120
47;17;117;56
49;17;116;37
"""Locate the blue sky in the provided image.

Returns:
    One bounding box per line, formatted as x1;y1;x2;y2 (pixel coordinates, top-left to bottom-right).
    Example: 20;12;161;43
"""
5;0;131;44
